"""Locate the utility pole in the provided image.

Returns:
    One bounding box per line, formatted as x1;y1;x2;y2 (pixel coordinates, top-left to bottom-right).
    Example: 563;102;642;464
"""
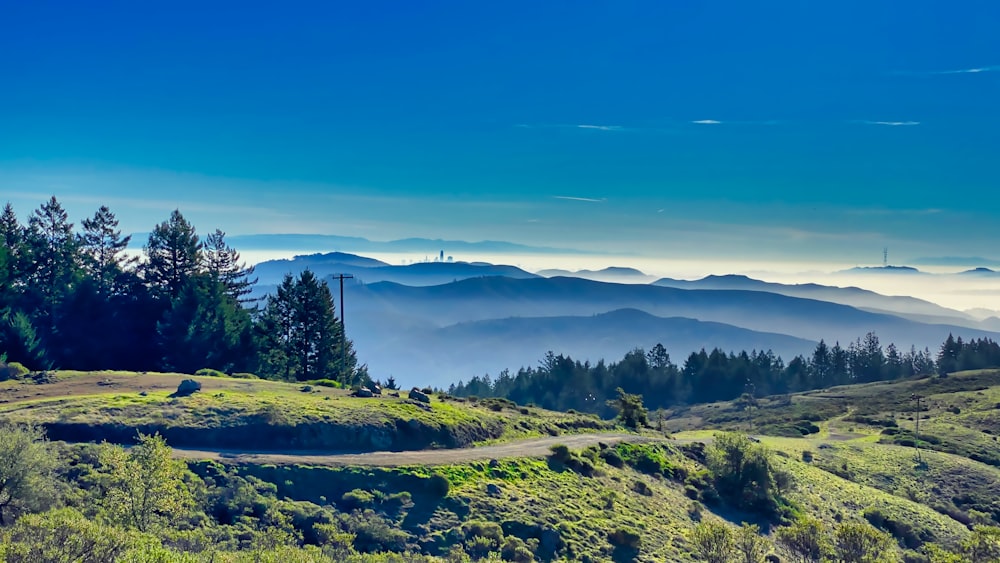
911;394;922;463
331;274;354;380
745;380;756;435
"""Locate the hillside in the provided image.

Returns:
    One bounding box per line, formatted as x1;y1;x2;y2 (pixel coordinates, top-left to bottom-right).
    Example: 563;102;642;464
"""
0;371;612;452
6;366;1000;561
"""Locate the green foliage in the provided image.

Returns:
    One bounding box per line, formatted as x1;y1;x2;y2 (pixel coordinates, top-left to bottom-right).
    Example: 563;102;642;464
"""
775;516;830;562
608;527;642;549
961;525;1000;563
735;522;770;563
427;472;451;498
99;433;195;532
195;368;227;377
833;521;896;563
707;432;784;515
690;520;734;563
0;360;30;380
608;386;648;429
0;422;58;525
0;507;151;563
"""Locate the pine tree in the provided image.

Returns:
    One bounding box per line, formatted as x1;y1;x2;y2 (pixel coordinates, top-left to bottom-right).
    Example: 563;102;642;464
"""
0;204;26;300
255;271;361;383
202;229;257;303
79;205;134;296
143;210;201;299
157;275;253;374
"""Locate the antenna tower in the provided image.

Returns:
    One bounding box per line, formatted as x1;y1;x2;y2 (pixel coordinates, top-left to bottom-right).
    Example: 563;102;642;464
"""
883;247;888;267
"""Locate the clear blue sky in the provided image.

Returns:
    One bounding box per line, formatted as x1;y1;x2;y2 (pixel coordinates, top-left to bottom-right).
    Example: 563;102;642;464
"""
2;1;999;263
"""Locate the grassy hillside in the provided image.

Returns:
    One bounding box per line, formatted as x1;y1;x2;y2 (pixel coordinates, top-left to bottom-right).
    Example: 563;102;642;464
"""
5;367;1000;561
0;370;612;452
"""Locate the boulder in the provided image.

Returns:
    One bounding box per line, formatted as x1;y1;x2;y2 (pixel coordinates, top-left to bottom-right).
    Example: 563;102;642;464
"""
355;387;374;398
409;388;430;403
486;483;502;497
174;379;202;397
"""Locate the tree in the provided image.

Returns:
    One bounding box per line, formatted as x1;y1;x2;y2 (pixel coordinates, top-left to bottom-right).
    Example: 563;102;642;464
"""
0;507;138;563
157;274;254;374
0;310;48;370
833;521;894;563
735;523;770;563
79;205;134;296
691;520;734;563
99;433;194;532
0;203;26;301
202;229;257;303
938;334;961;376
256;271;362;383
775;516;829;563
143;210;201;299
707;432;782;513
607;387;648;429
0;423;58;525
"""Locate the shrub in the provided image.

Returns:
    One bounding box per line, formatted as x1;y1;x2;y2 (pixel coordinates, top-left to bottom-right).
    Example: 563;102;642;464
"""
802;450;814;462
549;444;572;464
309;379;342;388
608;528;642;549
427;473;450;498
194;368;226;377
0;361;30;380
341;489;375;511
230;372;259;379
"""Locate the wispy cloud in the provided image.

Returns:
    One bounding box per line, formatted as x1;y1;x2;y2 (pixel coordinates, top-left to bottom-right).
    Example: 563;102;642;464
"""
898;65;1000;76
862;120;920;126
691;119;722;125
552;196;607;203
576;124;624;131
515;123;625;132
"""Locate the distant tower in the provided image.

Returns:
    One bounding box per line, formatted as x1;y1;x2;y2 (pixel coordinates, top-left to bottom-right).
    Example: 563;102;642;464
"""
883;247;888;267
440;250;444;262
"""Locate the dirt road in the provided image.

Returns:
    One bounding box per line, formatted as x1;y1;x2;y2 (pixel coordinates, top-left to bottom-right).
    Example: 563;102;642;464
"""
172;432;654;467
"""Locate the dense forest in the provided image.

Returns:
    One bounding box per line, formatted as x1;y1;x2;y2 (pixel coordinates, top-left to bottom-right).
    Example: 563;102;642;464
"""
449;335;1000;418
0;197;366;385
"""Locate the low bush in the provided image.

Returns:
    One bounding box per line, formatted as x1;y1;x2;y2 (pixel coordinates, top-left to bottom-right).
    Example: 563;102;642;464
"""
608;528;641;549
194;368;226;377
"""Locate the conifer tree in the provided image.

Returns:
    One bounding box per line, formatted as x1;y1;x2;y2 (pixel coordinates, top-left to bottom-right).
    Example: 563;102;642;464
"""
79;205;134;296
143;210;201;299
202;229;257;303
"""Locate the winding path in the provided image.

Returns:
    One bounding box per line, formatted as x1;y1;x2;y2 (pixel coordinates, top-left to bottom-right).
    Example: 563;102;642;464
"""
171;432;655;467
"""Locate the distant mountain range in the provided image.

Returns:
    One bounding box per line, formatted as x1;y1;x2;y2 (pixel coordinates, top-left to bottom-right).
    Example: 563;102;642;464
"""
536;266;653;283
652;274;988;328
247;252;1000;387
358;309;816;385
253;253;539;287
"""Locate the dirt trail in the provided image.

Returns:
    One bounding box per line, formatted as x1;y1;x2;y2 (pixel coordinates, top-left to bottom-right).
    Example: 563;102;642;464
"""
172;433;654;467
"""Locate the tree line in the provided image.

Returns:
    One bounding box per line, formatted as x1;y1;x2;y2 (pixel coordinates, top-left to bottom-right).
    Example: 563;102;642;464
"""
449;333;1000;417
0;197;366;385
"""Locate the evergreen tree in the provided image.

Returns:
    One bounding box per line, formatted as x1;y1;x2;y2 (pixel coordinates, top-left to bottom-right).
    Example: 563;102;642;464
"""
0;204;26;300
78;205;134;296
255;271;361;383
157;275;254;374
202;229;257;303
143;210;201;299
938;334;961;376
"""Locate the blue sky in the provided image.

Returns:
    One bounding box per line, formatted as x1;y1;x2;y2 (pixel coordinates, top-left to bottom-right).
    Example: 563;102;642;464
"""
2;1;999;263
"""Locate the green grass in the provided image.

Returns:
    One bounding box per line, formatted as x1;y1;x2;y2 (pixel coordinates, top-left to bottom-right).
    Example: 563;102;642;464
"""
0;370;616;452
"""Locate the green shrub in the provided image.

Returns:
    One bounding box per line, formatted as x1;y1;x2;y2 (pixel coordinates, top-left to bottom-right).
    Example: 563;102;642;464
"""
549;444;572;464
427;473;450;498
802;450;814;462
341;489;375;511
230;372;260;379
309;379;342;388
195;368;226;377
608;528;642;549
0;361;30;380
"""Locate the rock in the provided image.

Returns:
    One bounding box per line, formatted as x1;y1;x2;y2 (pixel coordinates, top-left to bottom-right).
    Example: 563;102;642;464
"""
389;391;400;398
489;459;500;468
409;388;430;403
371;384;382;395
486;483;502;497
354;387;374;398
138;391;148;397
174;379;201;397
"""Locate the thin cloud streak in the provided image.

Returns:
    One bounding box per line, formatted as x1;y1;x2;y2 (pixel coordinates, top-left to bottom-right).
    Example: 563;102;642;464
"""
691;119;722;125
576;124;624;131
862;120;920;126
894;65;1000;75
552;196;607;203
